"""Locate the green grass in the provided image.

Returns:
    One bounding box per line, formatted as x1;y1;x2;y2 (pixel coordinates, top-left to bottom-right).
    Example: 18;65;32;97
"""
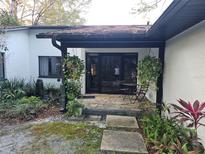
32;122;103;154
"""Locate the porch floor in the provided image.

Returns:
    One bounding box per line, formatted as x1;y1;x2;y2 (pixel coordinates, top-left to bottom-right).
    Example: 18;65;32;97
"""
79;94;141;113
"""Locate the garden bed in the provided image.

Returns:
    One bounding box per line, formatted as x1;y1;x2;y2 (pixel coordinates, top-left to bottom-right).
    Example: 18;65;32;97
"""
0;106;60;126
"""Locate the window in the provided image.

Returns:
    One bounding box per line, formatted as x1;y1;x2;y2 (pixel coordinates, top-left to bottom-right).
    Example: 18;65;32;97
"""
39;56;61;78
0;53;5;80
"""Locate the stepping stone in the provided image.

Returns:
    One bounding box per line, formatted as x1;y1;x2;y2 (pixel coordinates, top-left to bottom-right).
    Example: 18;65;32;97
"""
101;130;148;154
106;115;139;131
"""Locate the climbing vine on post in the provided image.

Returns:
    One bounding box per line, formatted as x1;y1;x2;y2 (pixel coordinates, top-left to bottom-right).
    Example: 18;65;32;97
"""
137;56;162;87
63;55;85;116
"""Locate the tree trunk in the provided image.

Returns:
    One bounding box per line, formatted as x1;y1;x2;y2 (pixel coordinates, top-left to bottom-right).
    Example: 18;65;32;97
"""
10;0;17;18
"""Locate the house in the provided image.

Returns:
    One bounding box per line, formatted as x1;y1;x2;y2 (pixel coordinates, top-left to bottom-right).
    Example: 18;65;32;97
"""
0;0;205;145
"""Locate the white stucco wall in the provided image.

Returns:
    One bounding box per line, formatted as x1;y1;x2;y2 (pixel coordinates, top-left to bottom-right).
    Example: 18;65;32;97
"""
5;30;30;80
28;29;62;86
164;20;205;146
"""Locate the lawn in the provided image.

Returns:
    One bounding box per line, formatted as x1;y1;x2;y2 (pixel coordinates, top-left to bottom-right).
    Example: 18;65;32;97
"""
0;121;103;154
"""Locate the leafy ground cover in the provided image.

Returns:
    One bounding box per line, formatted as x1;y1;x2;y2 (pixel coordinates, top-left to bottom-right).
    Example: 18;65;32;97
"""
0;79;61;124
139;100;205;154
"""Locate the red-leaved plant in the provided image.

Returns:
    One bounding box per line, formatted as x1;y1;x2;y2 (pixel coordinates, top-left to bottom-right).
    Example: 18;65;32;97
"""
171;99;205;130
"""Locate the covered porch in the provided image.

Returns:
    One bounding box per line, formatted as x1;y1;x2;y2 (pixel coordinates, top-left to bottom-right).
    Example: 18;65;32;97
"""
36;25;165;112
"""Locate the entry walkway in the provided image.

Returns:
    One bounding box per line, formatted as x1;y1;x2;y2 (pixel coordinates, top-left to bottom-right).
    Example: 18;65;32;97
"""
100;115;148;154
80;94;139;110
79;94;141;117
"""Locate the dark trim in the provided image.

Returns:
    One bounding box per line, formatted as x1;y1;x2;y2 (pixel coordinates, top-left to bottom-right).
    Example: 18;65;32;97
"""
61;41;165;48
60;46;68;112
52;35;62;50
156;45;165;112
148;0;189;35
38;56;62;78
0;53;5;80
38;76;61;79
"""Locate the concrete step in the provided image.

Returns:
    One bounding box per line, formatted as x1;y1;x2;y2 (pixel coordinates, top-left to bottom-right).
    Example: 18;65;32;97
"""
100;130;148;154
106;115;139;131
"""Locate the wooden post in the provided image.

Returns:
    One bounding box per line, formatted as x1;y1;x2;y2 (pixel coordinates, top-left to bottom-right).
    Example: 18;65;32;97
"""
60;46;68;112
51;36;68;112
156;45;165;113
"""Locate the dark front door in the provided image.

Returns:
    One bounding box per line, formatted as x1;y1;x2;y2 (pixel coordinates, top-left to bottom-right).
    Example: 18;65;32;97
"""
86;54;100;93
86;53;138;93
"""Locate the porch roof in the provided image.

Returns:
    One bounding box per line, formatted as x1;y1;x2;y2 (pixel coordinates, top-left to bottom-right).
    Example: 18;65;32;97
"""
36;0;205;48
36;25;150;41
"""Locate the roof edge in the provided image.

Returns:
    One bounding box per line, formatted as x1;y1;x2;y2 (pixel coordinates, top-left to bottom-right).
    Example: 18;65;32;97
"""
147;0;190;35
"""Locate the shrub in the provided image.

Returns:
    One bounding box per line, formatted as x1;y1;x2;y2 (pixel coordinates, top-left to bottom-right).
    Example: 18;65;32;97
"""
65;80;81;100
66;99;84;117
0;79;36;101
6;96;48;119
140;112;205;153
63;56;84;80
16;96;41;105
0;79;26;100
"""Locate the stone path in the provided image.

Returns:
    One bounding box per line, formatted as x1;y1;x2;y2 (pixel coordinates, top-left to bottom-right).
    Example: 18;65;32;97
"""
100;115;148;154
106;115;139;131
80;94;140;111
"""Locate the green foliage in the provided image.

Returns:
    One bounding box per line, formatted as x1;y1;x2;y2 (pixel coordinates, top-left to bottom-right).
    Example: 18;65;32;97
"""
141;113;182;143
63;55;85;117
0;10;20;26
66;80;82;100
16;96;41;105
64;56;84;80
0;79;51;120
0;0;91;25
140;112;205;153
0;79;35;101
4;96;48;119
40;0;91;25
66;99;84;117
138;56;162;86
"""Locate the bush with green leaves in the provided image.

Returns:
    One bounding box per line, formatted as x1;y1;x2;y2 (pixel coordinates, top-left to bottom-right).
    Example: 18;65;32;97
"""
66;99;84;117
5;96;48;119
65;80;81;100
63;55;84;80
140;113;204;153
0;79;36;101
63;55;85;117
138;56;162;86
0;79;53;120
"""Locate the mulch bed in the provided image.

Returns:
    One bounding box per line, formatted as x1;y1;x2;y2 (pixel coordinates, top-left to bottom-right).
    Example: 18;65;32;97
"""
0;106;61;127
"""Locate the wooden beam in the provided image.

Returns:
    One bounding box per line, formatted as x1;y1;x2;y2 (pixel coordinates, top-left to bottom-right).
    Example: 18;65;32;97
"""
156;45;165;112
61;41;165;48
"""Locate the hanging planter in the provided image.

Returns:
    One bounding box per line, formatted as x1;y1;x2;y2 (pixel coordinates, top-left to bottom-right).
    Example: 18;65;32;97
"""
137;56;162;88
